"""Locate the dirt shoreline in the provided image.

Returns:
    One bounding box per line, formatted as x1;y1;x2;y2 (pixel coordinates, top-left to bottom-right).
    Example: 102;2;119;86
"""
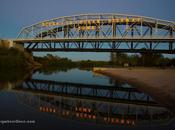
94;67;175;113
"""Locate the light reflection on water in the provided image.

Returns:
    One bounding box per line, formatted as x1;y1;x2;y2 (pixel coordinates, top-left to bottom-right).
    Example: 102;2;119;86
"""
32;68;114;86
0;68;175;130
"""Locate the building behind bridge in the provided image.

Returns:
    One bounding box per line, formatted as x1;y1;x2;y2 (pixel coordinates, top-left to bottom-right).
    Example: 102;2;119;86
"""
0;39;14;48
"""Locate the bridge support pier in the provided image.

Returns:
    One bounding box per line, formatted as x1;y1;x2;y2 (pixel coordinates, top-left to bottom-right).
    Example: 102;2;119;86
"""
169;28;173;50
150;27;153;50
131;25;134;49
13;41;25;51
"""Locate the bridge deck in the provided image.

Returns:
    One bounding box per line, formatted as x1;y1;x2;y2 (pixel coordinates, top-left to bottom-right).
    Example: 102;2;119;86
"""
14;37;175;43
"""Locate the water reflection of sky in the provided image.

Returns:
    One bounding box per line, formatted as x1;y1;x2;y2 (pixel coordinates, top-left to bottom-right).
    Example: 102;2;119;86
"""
32;68;114;86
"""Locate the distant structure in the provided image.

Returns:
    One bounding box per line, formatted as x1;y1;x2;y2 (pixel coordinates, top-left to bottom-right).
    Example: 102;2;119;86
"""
0;39;14;48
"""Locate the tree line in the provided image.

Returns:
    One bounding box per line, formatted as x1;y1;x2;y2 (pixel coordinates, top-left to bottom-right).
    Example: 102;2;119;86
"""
34;53;175;68
0;46;174;70
110;52;175;67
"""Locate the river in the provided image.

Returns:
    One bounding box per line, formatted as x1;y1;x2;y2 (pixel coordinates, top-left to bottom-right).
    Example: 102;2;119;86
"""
0;68;175;130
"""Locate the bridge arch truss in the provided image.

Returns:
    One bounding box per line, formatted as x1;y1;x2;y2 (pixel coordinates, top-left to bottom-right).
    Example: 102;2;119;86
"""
16;13;175;53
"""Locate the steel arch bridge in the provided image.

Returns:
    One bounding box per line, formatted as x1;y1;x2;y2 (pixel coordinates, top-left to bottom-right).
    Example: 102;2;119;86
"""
15;13;175;53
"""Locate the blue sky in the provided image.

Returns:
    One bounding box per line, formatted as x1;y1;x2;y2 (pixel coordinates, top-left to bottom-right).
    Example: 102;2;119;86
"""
0;0;174;60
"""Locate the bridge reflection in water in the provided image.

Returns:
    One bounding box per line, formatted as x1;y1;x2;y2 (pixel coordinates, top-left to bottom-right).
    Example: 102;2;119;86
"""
14;79;174;127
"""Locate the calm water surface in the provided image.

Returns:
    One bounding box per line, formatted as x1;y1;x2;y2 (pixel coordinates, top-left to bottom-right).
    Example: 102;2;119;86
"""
0;68;175;130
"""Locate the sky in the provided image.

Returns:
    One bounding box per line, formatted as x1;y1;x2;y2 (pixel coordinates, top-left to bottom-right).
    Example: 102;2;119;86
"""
0;0;174;60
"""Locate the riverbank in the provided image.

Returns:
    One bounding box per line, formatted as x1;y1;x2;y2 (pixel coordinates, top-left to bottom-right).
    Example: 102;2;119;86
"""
93;67;175;113
0;47;41;69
